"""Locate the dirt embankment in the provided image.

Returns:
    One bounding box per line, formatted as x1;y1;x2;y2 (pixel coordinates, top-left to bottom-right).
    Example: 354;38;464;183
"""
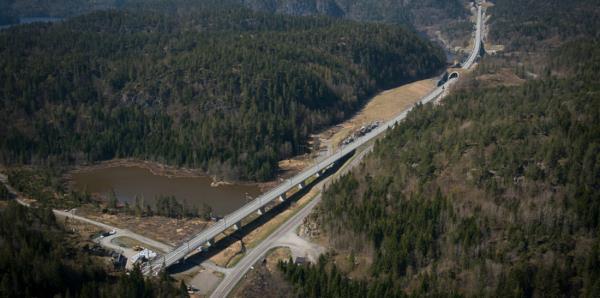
272;78;437;186
317;78;436;152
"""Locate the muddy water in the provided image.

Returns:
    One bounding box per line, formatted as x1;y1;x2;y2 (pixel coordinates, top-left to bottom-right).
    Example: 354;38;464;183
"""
71;166;261;215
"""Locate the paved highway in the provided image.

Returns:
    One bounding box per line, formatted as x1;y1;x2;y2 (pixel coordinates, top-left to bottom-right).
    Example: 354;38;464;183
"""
462;4;483;69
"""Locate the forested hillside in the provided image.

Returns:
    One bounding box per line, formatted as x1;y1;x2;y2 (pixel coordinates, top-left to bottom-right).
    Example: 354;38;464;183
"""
0;0;118;25
0;0;466;28
489;0;600;51
281;37;600;296
0;5;445;181
0;202;187;297
241;0;467;27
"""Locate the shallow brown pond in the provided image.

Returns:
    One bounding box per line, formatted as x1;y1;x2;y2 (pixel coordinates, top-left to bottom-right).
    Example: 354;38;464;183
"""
71;166;261;215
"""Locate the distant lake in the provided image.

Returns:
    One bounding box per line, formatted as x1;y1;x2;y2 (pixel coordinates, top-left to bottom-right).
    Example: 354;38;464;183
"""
0;17;64;30
20;17;64;24
71;166;262;216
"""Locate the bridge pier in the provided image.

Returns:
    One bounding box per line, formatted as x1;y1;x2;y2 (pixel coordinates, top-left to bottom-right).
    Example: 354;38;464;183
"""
233;222;241;230
256;207;265;215
278;194;287;202
205;239;214;247
297;181;305;190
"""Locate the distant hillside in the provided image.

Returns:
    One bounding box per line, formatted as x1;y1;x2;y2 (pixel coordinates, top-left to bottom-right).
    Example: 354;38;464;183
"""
489;0;600;51
0;6;445;181
0;0;467;28
241;0;467;27
0;0;116;24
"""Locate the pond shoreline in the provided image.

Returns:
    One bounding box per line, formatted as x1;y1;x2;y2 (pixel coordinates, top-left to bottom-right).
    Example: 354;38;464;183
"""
65;158;265;189
66;159;267;216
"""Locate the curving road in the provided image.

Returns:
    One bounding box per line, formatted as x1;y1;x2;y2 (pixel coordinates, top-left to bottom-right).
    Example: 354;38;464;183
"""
462;4;483;69
54;209;174;254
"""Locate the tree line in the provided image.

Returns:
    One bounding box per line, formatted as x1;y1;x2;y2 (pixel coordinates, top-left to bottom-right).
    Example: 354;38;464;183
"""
117;194;213;220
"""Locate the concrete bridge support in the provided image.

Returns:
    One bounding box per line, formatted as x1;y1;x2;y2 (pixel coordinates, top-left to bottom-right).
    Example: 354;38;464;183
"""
297;181;305;190
256;207;265;215
278;194;287;202
233;222;241;230
205;239;214;247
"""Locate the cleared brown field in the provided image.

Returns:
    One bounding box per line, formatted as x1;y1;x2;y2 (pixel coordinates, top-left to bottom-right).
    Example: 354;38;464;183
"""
319;78;437;152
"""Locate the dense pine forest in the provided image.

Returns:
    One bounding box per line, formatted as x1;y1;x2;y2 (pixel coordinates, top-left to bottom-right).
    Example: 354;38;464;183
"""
279;1;600;296
0;202;187;297
489;0;600;51
0;3;445;181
